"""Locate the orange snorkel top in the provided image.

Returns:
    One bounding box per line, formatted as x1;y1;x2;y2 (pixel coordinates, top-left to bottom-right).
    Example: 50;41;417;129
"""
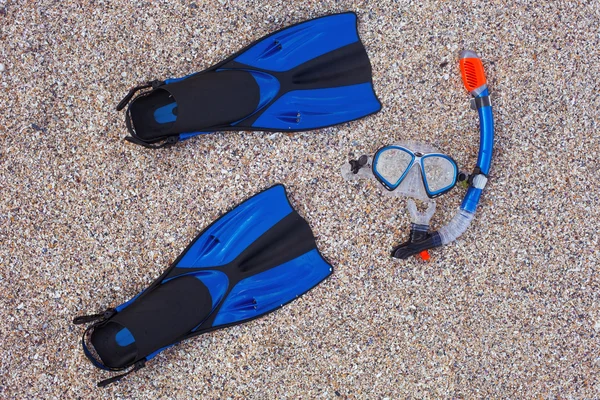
459;50;487;95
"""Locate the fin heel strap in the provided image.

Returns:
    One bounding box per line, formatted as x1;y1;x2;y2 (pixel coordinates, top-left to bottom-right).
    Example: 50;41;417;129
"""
77;309;123;372
79;313;147;387
97;360;146;388
73;308;116;325
73;313;105;325
124;134;180;149
116;80;165;111
123;100;179;149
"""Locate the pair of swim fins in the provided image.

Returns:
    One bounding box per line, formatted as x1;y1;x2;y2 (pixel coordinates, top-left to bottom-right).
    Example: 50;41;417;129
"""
74;185;332;386
76;12;376;386
116;12;381;148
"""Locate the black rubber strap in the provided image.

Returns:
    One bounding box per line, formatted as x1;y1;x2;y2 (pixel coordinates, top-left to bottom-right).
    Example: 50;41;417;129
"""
73;308;116;325
124;135;180;149
77;309;127;373
123;99;179;149
97;360;146;387
81;324;113;371
116;80;165;111
77;310;147;387
73;313;105;325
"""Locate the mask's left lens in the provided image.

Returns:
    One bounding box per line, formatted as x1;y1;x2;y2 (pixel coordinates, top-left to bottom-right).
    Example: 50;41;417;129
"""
374;147;413;188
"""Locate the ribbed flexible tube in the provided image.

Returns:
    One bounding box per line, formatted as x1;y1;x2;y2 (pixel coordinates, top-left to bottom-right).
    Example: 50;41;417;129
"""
437;208;475;245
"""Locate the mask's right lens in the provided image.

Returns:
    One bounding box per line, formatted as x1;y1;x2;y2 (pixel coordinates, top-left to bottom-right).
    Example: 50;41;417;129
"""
422;155;457;195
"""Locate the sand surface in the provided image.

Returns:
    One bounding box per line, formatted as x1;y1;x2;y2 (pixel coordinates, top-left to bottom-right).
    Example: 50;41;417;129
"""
1;0;599;398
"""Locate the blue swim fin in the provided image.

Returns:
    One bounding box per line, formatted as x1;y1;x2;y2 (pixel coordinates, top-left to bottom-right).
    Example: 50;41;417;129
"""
117;12;381;148
74;185;332;386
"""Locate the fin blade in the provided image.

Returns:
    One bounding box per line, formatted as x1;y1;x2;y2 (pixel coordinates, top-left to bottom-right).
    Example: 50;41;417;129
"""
235;13;360;72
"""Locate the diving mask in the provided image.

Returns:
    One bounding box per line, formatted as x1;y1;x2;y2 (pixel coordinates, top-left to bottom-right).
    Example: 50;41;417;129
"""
342;142;464;201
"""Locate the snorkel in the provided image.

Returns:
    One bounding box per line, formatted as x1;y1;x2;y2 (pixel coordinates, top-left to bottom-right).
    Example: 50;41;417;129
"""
392;50;494;259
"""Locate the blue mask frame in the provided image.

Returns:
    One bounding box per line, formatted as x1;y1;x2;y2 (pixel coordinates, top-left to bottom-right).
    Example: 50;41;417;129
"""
372;145;459;198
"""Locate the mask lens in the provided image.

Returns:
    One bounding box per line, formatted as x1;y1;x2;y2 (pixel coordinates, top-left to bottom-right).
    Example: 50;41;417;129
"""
374;147;413;188
422;156;457;194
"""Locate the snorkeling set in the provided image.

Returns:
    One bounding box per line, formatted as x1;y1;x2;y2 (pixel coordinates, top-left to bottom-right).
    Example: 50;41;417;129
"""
73;13;494;386
341;49;494;260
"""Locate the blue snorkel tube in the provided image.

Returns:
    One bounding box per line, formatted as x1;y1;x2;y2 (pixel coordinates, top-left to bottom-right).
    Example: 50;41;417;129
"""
392;50;494;259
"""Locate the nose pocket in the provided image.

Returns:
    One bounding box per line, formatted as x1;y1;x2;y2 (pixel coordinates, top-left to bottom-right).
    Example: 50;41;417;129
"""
396;165;428;200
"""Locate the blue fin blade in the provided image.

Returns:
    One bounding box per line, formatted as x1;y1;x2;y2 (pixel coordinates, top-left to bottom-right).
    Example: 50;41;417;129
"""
234;13;360;72
176;185;293;268
252;83;381;130
213;249;331;326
